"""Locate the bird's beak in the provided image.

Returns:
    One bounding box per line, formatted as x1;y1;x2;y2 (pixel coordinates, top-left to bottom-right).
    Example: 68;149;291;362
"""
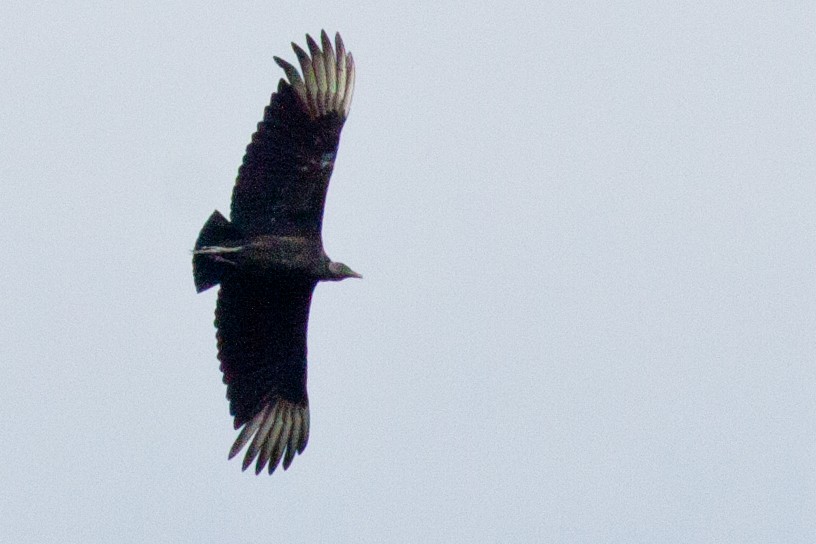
350;271;363;279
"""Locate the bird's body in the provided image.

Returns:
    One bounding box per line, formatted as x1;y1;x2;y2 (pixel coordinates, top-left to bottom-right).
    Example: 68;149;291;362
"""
198;233;329;276
192;31;359;475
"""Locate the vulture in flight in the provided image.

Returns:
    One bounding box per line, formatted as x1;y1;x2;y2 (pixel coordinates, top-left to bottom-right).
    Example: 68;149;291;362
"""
192;31;360;474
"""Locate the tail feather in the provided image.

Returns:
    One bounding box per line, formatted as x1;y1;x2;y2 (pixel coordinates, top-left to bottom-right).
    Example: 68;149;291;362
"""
193;210;239;293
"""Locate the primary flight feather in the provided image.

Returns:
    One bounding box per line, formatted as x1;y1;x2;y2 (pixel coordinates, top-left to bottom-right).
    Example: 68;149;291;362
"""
192;31;360;475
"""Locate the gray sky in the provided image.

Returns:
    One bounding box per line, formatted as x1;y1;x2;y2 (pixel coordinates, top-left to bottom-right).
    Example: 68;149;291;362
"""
2;1;814;542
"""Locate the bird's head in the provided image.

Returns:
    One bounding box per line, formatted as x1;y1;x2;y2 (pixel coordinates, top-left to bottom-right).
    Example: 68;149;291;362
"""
327;261;362;281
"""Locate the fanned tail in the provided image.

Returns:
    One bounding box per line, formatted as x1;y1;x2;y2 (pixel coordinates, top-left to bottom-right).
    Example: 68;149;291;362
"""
192;210;240;293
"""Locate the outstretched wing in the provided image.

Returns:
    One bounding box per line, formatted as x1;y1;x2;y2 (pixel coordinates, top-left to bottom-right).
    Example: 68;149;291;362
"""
215;272;317;474
230;31;356;238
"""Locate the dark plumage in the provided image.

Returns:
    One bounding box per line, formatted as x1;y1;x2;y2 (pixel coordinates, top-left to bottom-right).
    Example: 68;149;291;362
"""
192;31;360;475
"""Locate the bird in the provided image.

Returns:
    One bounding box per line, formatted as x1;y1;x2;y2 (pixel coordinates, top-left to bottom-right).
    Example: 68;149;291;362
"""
192;31;360;475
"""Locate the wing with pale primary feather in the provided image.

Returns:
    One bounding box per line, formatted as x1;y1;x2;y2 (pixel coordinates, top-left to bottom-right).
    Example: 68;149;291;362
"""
230;31;356;238
215;273;316;474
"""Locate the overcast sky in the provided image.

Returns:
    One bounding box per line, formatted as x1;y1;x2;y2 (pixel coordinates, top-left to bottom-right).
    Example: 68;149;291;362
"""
2;2;814;542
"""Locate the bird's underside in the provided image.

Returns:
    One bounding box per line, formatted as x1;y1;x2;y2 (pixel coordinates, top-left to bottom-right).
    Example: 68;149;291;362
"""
192;30;358;475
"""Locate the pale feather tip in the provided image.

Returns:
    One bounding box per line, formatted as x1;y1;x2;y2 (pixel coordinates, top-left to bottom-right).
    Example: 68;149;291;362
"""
277;30;355;120
228;399;310;474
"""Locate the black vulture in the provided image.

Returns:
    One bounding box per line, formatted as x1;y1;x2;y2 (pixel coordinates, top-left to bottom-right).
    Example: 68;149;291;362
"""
192;31;360;475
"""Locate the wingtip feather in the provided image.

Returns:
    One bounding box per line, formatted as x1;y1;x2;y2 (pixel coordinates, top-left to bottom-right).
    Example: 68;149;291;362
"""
228;407;266;459
229;399;310;475
305;33;320;56
282;409;302;470
274;56;308;107
299;407;310;454
276;31;354;120
321;30;337;111
291;42;318;117
270;408;293;474
242;403;277;471
342;53;355;117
